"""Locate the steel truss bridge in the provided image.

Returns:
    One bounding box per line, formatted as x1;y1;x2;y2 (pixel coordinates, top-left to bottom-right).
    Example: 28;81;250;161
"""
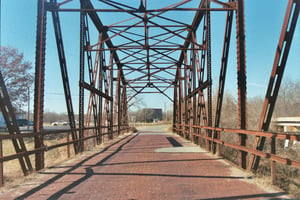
0;0;299;188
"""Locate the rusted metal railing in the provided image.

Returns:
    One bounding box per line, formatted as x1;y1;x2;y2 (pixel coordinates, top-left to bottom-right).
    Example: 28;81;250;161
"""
0;124;129;187
174;123;300;184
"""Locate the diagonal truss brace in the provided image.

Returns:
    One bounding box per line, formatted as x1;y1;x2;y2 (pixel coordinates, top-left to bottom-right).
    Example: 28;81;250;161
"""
0;71;33;176
249;0;300;170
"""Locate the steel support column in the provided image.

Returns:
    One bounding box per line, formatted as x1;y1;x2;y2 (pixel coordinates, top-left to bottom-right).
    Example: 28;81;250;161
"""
184;51;191;140
173;79;178;132
103;52;114;140
198;12;209;149
109;54;114;139
114;69;121;136
121;85;128;131
236;0;247;169
98;41;105;144
79;3;85;153
34;0;47;170
206;1;213;151
178;67;184;136
191;32;197;144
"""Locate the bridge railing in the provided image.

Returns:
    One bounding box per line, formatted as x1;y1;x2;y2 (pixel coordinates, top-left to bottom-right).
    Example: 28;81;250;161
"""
0;124;129;187
174;123;300;184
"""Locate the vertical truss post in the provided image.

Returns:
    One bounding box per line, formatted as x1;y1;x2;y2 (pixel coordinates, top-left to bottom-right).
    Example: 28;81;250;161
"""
110;54;114;139
213;1;234;155
115;70;121;136
206;2;213;151
107;52;114;139
79;3;85;153
174;65;184;136
98;42;105;144
173;77;178;133
184;51;191;139
120;85;125;131
124;86;129;131
174;65;182;135
236;0;247;169
51;0;78;154
250;0;300;170
120;85;128;132
102;59;109;142
187;57;193;141
179;68;184;137
271;135;276;184
183;52;187;138
0;71;32;175
191;32;197;144
34;0;47;170
191;32;200;145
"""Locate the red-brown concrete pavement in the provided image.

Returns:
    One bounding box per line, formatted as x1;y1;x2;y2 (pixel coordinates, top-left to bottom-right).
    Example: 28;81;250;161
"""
0;126;290;199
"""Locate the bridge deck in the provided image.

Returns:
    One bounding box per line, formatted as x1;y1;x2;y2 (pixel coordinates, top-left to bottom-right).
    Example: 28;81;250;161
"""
0;126;289;199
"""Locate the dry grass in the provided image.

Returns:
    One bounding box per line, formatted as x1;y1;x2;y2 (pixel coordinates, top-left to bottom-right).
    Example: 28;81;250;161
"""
0;136;72;189
0;129;134;192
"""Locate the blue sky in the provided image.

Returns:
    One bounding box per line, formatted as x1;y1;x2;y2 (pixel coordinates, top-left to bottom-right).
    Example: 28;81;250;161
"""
1;0;299;113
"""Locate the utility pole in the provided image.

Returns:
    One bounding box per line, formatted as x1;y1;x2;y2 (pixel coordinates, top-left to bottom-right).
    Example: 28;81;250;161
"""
27;87;30;131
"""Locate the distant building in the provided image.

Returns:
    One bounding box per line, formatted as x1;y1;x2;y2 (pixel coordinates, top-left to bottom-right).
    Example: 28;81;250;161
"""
143;108;163;122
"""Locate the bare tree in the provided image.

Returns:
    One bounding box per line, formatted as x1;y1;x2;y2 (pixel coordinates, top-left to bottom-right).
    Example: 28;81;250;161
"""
127;89;145;110
0;46;34;112
219;92;239;128
274;79;300;117
248;96;264;130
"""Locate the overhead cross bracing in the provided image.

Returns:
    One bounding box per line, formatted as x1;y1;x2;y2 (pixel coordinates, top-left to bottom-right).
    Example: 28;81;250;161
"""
47;0;235;103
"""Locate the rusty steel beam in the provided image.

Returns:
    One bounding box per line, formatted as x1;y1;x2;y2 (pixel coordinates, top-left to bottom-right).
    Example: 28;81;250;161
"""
80;82;113;101
34;0;47;170
213;0;234;154
79;2;86;152
117;71;121;136
206;2;213;149
185;80;211;100
98;41;105;144
88;46;206;51
47;8;237;13
51;0;79;154
250;0;300;170
236;0;247;169
173;79;178;132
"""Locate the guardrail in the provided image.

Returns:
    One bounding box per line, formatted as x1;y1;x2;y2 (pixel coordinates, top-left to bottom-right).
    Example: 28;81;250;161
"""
173;123;300;184
0;124;129;187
